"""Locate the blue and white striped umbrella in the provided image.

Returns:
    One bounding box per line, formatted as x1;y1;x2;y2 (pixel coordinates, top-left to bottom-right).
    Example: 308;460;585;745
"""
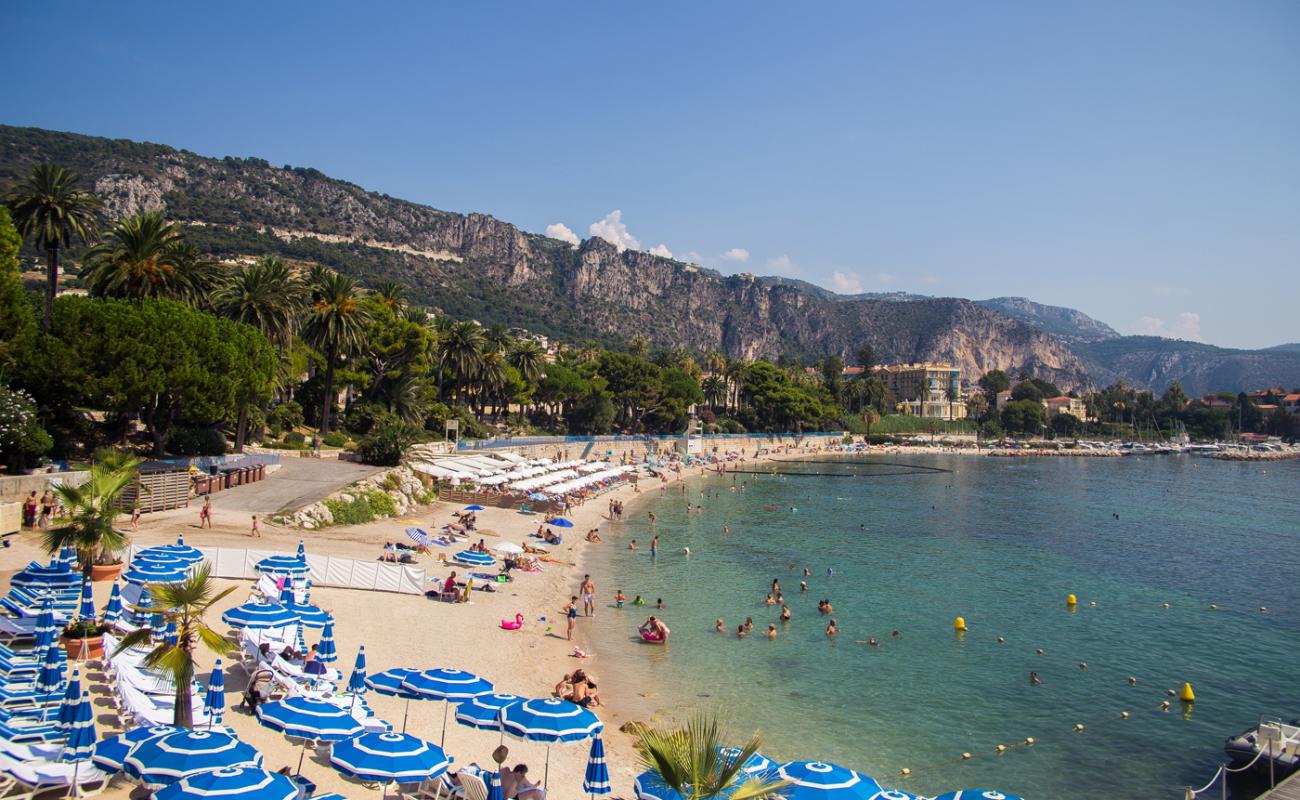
151;607;167;632
347;647;368;695
931;792;1024;800
453;550;495;567
718;747;774;775
163;619;179;647
296;540;306;558
58;670;96;761
124;729;263;789
35;637;67;697
328;732;450;784
207;660;226;726
864;790;920;800
773;761;884;800
77;579;95;621
153;766;298;800
309;795;349;800
92;726;177;772
402;669;493;702
366;668;421;698
634;771;684;800
222;602;299;630
134;550;189;567
583;736;611;796
125;560;188;585
277;588;330;628
12;561;80;590
294;622;307;655
103;581;123;625
405;528;433;547
33;597;58;650
135;588;153;625
316;619;338;664
58;542;79;569
455;693;524;731
256;555;309;577
150;536;206;565
487;771;504;800
500;698;603;743
257;697;364;741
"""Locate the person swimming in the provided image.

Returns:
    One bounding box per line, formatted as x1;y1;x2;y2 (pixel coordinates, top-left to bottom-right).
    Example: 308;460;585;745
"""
1030;671;1042;685
715;618;725;633
867;636;878;647
744;616;754;632
780;606;791;622
614;591;626;608
767;624;777;639
656;598;664;609
764;593;776;606
800;581;808;593
736;624;747;639
826;619;837;637
632;595;645;606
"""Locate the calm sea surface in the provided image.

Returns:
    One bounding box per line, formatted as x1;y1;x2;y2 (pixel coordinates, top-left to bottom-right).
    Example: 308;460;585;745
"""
585;454;1300;799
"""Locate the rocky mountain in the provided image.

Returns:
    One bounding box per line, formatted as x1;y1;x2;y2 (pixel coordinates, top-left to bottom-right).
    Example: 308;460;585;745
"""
1;124;1294;394
1074;338;1300;397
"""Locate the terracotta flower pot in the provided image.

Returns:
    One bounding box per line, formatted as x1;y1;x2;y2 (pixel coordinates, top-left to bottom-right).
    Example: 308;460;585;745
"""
61;634;104;660
90;562;123;582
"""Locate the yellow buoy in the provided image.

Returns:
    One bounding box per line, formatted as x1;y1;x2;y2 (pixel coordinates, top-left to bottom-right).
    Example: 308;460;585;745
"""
1209;604;1217;609
1128;676;1137;686
995;744;1007;753
1179;682;1195;702
962;752;972;760
1024;737;1035;745
1074;723;1086;732
900;768;911;777
1066;593;1077;607
1121;711;1129;719
1162;603;1171;609
954;616;967;631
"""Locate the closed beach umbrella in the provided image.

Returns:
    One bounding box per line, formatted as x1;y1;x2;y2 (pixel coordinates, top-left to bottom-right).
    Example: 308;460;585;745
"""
717;746;774;775
931;792;1024;800
151;607;166;632
92;726;176;772
102;581;123;626
153;766;298;800
317;619;338;664
548;518;574;528
125;560;188;585
35;637;67;697
33;597;58;650
76;579;95;621
453;550;494;567
222;602;299;630
58;542;78;569
124;729;263;789
366;667;422;732
329;731;449;786
296;540;306;558
163;619;179;646
402;668;493;744
583;736;611;797
774;761;884;800
58;670;96;761
486;771;504;800
348;647;368;696
135;588;153;626
206;660;226;727
258;696;364;775
257;554;309;577
501;698;603;789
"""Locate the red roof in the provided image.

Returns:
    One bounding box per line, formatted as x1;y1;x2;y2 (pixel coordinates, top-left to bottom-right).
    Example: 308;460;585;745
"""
1284;394;1300;402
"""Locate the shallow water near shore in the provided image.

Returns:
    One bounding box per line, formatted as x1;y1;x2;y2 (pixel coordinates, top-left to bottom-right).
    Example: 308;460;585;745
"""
585;454;1300;799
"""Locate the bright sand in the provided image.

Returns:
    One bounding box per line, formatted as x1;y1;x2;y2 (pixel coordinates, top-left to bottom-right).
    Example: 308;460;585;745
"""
3;448;799;799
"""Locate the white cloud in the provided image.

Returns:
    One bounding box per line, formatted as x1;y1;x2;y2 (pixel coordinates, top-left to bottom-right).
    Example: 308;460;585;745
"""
545;223;580;247
875;272;896;285
766;255;800;276
1136;312;1203;341
830;270;863;293
721;248;750;263
648;244;673;259
684;251;703;263
588;210;640;252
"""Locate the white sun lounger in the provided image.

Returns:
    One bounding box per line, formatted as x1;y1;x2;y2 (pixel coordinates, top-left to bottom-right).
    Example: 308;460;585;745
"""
0;751;108;800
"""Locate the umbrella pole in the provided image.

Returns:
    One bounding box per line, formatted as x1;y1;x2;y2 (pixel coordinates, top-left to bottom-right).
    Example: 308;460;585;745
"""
440;703;449;747
297;741;307;775
402;697;411;733
544;744;551;791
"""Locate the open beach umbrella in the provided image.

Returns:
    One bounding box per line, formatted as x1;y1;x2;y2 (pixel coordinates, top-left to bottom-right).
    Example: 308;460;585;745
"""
102;581;123;626
500;698;603;789
488;542;524;556
864;791;919;800
153;766;299;800
717;747;774;775
548;518;574;528
150;535;205;565
124;729;263;789
11;561;80;590
583;736;611;798
463;505;485;511
404;528;433;548
222;602;299;630
278;587;332;628
206;660;225;727
125;560;188;585
256;555;310;577
134;550;189;567
453;550;495;567
773;761;884;800
76;579;95;621
931;792;1024;800
454;693;524;739
317;619;338;664
92;726;176;772
58;670;96;761
402;668;493;745
366;668;422;732
329;731;449;792
258;696;365;774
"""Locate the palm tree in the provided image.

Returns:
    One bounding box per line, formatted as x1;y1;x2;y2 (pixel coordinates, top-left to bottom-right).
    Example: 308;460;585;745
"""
42;450;140;577
482;324;511;354
507;339;546;384
373;280;408;314
113;566;236;727
861;408;880;439
635;713;786;800
5;164;102;332
303;273;371;435
437;321;485;405
214;255;303;348
477;349;509;419
702;376;726;411
82;212;201;302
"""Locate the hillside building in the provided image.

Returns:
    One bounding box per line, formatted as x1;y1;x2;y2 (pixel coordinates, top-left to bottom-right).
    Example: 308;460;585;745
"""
872;363;966;420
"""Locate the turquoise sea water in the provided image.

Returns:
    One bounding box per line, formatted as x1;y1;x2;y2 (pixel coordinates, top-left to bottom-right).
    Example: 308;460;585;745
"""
585;454;1299;799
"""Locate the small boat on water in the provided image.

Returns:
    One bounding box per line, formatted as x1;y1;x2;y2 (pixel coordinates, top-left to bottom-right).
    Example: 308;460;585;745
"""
1224;717;1300;778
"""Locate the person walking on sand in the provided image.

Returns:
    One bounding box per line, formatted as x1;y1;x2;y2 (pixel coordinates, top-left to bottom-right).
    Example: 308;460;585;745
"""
130;505;142;530
199;496;213;529
580;574;596;617
250;514;262;538
563;597;578;641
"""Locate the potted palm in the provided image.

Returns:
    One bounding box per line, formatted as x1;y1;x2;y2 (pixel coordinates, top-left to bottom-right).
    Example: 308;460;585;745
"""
43;450;141;582
61;616;109;660
635;713;787;800
113;565;236;727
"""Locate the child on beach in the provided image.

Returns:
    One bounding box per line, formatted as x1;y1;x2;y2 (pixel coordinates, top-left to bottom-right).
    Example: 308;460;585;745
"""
563;597;578;641
250;514;261;538
199;496;213;529
614;590;626;608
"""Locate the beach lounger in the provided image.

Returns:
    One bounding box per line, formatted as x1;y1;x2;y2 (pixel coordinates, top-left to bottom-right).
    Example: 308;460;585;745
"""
0;751;108;800
0;617;38;644
400;774;456;800
455;773;489;800
0;720;64;745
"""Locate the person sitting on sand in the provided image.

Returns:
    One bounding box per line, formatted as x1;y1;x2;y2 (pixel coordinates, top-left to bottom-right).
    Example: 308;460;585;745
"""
585;528;603;543
543;529;561;545
553;669;586;698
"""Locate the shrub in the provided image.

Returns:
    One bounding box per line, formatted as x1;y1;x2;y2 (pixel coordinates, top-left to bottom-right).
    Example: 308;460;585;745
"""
355;418;419;466
285;431;306;447
0;386;52;471
166;427;227;456
343;402;388;436
381;472;402;491
321;487;399;527
322;431;348;448
366;488;398;518
267;401;304;435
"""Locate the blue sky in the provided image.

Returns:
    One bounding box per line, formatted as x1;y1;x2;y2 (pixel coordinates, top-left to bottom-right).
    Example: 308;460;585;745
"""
4;1;1297;348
